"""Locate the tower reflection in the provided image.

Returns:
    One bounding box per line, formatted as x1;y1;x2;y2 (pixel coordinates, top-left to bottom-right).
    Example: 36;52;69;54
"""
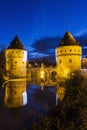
4;81;27;108
56;83;65;105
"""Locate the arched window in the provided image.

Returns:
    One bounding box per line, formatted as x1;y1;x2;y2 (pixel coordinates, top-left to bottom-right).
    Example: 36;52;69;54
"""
51;71;57;82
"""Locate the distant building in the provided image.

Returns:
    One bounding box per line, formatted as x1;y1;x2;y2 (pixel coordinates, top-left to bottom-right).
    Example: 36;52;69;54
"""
5;36;27;78
56;31;82;78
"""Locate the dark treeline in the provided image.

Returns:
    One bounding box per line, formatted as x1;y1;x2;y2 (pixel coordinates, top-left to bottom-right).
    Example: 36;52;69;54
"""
31;70;87;130
0;45;5;86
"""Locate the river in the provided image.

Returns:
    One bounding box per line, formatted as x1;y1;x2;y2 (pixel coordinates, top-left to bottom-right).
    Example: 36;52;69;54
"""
0;80;57;130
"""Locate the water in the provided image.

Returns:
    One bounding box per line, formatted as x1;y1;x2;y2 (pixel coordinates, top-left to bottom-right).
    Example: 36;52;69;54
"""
0;81;56;130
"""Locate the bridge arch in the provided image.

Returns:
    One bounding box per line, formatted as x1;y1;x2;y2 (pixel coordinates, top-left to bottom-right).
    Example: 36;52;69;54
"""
50;71;57;82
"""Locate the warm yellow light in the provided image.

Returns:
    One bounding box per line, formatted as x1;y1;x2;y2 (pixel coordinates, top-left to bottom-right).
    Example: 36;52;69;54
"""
57;87;65;101
40;71;45;78
23;52;27;62
40;71;44;75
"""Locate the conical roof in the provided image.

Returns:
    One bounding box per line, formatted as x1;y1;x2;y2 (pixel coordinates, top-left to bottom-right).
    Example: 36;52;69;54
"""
7;35;25;49
58;31;79;46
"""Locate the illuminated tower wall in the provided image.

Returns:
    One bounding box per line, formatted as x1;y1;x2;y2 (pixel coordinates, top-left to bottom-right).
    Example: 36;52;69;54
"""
4;81;27;108
56;31;82;78
5;36;27;78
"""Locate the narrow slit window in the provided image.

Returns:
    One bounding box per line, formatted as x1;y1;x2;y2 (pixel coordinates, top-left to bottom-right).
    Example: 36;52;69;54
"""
69;59;72;63
60;60;62;63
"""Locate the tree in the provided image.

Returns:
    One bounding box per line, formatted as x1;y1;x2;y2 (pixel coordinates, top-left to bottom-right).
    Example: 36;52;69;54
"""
0;45;5;86
31;70;87;130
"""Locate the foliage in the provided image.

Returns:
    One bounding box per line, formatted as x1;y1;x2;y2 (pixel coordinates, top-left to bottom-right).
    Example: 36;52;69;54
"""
31;70;87;130
0;46;5;86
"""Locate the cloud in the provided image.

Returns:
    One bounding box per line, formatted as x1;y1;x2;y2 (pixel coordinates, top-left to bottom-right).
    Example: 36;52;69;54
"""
75;29;87;37
31;36;60;53
75;34;87;58
27;37;61;61
28;33;87;61
82;46;87;49
75;36;87;46
28;52;49;59
27;37;59;63
32;37;60;51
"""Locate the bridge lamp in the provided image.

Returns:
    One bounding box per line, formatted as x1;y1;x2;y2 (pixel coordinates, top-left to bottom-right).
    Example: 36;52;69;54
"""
40;71;45;79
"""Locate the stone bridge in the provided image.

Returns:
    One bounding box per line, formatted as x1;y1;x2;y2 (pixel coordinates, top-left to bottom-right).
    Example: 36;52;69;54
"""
27;64;57;84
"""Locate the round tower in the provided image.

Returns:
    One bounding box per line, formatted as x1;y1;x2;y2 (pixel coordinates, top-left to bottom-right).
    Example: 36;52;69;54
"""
5;36;27;78
56;31;82;78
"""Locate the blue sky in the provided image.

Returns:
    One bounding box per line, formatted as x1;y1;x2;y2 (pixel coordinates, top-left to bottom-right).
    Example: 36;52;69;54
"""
0;0;87;61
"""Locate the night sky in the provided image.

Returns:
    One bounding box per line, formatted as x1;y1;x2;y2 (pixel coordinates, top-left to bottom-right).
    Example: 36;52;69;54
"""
0;0;87;61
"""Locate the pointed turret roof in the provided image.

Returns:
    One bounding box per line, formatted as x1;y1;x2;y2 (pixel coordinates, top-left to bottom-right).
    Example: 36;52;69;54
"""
7;35;25;49
58;31;79;46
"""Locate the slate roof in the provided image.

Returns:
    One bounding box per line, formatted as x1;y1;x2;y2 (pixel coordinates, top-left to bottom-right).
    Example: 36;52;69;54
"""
58;31;80;46
7;35;25;50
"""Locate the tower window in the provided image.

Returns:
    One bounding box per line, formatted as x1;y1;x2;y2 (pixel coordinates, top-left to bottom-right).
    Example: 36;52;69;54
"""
70;49;72;52
65;49;66;52
60;60;62;63
69;59;72;63
60;50;62;53
15;61;17;64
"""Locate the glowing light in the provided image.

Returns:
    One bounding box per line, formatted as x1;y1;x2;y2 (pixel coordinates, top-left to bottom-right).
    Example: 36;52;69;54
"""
57;87;65;101
23;51;27;62
40;71;45;79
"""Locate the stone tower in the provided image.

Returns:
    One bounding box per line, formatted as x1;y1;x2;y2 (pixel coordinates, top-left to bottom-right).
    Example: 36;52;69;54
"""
56;31;82;78
5;36;27;78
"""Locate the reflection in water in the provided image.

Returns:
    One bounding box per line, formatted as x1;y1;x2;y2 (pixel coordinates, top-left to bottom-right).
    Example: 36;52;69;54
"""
1;81;56;130
4;81;27;108
56;84;65;102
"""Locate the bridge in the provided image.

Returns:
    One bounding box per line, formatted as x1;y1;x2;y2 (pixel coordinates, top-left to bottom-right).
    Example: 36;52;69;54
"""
27;63;57;84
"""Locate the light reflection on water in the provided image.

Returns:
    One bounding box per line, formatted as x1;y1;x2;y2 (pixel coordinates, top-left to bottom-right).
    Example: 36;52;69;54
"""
0;80;56;130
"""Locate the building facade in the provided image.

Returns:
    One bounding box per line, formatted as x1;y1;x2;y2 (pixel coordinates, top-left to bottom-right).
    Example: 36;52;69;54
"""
5;36;27;78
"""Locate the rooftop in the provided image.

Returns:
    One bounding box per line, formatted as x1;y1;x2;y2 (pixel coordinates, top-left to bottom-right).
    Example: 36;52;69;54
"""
58;31;80;46
7;35;25;50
